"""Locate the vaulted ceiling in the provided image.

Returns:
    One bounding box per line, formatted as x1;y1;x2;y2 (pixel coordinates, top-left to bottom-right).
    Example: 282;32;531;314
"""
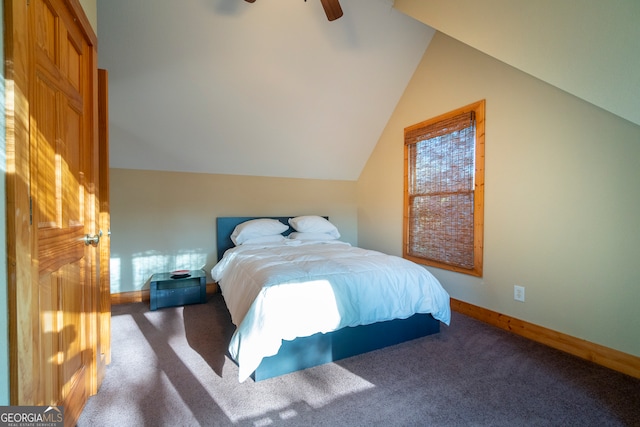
98;0;433;180
98;0;639;181
395;0;640;128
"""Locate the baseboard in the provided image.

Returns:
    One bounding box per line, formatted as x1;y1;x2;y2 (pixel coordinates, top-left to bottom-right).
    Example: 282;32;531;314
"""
450;298;640;379
111;283;218;305
110;289;149;305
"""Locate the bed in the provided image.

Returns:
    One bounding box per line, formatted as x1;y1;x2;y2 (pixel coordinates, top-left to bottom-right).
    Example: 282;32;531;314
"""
212;216;451;382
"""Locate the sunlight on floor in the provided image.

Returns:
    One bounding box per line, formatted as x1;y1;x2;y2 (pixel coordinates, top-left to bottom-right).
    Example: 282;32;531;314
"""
252;406;307;426
107;292;378;426
214;362;376;425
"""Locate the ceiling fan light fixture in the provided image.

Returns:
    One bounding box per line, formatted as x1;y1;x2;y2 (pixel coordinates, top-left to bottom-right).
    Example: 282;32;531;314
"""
320;0;343;21
244;0;343;22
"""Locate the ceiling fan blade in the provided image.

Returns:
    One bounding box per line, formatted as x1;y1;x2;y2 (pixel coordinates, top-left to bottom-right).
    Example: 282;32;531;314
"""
320;0;343;21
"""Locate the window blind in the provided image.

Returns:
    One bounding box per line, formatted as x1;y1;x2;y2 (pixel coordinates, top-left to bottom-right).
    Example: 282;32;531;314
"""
405;111;476;270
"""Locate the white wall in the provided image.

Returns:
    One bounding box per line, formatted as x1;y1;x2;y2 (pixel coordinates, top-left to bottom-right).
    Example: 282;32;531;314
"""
358;32;640;358
110;169;357;293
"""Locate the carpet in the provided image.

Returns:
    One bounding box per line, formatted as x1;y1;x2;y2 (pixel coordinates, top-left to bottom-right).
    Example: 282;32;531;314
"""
78;294;640;426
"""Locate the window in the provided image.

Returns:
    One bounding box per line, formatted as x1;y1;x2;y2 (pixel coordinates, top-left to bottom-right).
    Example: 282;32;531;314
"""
403;100;485;277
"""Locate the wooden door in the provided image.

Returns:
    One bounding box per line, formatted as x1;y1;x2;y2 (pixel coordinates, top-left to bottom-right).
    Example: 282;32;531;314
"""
4;0;105;426
31;0;97;422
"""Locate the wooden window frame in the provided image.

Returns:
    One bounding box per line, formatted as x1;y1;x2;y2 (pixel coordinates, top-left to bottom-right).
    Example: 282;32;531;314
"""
403;100;485;277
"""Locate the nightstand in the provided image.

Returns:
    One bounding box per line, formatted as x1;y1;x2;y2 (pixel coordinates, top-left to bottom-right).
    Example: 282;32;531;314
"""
150;270;207;311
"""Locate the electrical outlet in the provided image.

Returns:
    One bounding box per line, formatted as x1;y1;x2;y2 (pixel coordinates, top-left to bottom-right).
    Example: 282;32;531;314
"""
514;285;525;302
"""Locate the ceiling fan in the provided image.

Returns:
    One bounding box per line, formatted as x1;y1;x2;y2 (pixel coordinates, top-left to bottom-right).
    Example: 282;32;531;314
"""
244;0;343;22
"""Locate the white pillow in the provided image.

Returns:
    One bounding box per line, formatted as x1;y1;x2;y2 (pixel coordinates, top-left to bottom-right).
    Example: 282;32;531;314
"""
288;232;338;241
288;216;340;239
231;219;289;245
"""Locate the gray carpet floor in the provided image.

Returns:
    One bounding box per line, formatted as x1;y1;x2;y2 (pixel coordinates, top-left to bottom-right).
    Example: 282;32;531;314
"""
78;293;640;426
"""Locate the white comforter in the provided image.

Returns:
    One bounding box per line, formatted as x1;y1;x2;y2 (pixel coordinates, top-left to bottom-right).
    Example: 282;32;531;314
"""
211;240;451;382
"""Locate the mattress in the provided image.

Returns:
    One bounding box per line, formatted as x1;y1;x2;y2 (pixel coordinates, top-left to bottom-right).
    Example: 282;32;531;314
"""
212;240;451;381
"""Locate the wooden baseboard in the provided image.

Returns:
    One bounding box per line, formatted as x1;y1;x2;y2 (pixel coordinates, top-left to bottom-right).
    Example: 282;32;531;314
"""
111;289;149;305
450;298;640;379
111;283;218;305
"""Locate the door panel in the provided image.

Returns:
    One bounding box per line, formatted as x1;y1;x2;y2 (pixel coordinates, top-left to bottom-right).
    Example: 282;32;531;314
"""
32;75;57;228
32;5;89;414
5;0;105;425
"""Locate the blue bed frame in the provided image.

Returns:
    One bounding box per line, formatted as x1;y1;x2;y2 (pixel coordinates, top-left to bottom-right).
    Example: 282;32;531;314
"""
216;216;441;381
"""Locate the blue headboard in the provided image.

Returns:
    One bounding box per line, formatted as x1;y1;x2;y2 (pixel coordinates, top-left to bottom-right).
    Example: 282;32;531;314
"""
215;216;328;261
216;217;293;261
